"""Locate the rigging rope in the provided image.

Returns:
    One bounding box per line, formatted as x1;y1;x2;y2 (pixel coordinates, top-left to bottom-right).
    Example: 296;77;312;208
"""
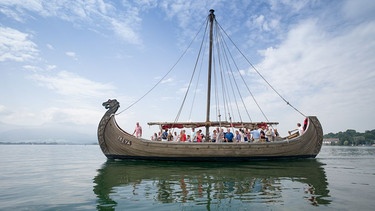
216;22;306;118
115;16;208;116
188;19;210;121
175;16;210;124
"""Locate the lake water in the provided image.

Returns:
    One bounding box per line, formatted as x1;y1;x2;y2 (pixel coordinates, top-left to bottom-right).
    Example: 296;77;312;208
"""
0;145;374;210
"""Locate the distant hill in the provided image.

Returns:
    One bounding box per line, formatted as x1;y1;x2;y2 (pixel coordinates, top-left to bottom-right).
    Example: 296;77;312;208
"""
323;129;375;146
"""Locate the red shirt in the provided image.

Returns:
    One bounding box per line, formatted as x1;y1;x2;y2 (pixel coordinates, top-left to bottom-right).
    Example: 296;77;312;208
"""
197;133;202;142
180;133;187;142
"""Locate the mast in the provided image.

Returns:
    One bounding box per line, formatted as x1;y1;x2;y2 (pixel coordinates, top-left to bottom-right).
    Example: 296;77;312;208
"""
205;9;215;140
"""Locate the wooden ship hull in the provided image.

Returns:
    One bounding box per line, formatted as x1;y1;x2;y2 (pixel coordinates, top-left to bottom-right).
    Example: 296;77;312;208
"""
97;99;323;161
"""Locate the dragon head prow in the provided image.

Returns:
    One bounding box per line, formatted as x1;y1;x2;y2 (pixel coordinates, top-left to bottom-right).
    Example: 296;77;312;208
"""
102;99;120;110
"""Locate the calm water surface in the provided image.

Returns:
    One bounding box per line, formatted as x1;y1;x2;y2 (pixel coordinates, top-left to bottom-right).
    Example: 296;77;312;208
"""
0;145;374;210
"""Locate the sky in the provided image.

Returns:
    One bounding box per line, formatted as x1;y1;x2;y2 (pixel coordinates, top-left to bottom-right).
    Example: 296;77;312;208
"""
1;0;375;142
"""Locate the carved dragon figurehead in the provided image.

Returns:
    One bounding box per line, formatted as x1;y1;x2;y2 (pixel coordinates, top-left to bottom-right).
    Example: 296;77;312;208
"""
102;99;120;115
98;99;120;155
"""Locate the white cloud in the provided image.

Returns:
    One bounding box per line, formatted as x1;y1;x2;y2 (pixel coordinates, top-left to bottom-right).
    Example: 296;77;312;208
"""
0;105;102;129
0;71;118;127
0;27;39;62
46;43;54;50
30;71;116;98
161;77;174;84
22;65;39;72
46;65;57;71
23;64;57;72
0;69;118;128
65;51;77;59
0;0;43;21
256;18;375;133
0;0;144;45
0;105;6;113
43;107;102;125
109;17;142;45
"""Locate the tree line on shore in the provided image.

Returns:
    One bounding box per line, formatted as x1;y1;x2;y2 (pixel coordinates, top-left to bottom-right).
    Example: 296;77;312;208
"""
324;129;375;146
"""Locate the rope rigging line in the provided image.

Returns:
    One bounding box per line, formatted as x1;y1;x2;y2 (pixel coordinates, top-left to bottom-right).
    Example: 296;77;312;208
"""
219;58;229;121
212;24;224;123
216;34;242;123
176;16;210;124
188;20;210;121
115;16;208;116
216;28;251;123
212;21;230;122
216;25;256;122
216;21;306;118
213;54;221;122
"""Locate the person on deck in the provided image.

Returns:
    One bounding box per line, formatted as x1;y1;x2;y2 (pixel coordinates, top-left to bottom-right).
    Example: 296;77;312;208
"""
191;128;196;142
244;128;250;142
274;128;279;138
157;131;162;141
180;130;187;142
235;130;241;142
298;123;304;136
259;125;266;142
218;128;225;142
132;122;142;138
303;118;308;131
211;129;217;142
265;126;274;142
168;131;174;141
225;128;234;142
161;129;168;141
251;128;260;142
196;130;203;142
151;133;157;141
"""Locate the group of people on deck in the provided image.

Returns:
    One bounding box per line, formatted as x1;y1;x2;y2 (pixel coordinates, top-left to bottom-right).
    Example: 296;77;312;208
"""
148;125;282;143
134;119;307;142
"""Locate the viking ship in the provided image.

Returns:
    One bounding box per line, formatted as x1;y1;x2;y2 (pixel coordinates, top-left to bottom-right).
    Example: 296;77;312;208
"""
97;10;323;161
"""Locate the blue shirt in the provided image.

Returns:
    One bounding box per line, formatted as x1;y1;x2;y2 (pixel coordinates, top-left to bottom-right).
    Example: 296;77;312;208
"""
251;130;260;139
225;132;234;142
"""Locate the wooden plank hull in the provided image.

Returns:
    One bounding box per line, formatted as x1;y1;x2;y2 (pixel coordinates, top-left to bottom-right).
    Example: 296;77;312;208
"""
98;112;323;161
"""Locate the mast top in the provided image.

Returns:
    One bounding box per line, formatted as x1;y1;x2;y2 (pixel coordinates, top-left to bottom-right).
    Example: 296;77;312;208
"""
209;9;215;20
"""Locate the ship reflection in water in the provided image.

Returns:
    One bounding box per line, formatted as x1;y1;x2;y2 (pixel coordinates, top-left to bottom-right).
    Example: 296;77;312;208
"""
93;159;330;210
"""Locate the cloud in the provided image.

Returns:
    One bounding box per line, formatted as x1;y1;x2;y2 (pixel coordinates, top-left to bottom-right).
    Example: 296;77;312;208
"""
109;17;142;45
0;0;43;22
30;71;116;98
255;18;375;132
46;43;54;50
0;0;144;45
0;105;7;114
0;27;39;62
22;65;39;72
43;107;102;125
0;105;102;132
65;51;77;60
161;77;174;84
0;71;118;127
46;65;57;71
